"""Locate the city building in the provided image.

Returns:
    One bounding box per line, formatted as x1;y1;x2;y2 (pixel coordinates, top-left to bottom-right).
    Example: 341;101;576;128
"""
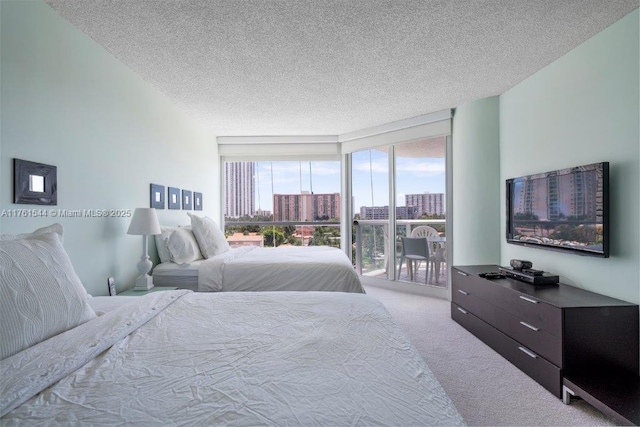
405;193;445;216
359;206;418;220
224;162;255;218
226;232;264;248
515;170;598;221
273;192;341;221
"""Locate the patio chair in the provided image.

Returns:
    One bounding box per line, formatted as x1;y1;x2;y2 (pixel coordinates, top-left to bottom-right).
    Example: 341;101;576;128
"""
397;237;436;284
411;225;445;283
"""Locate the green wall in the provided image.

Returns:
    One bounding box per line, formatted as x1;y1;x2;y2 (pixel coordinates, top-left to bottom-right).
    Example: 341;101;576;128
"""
452;97;501;266
0;1;219;295
500;10;639;304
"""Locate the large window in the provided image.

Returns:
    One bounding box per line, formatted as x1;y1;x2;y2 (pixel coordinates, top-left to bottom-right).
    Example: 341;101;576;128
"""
223;160;342;248
351;136;449;289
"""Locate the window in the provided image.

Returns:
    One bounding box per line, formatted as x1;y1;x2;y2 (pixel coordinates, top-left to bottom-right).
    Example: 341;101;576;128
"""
223;160;342;248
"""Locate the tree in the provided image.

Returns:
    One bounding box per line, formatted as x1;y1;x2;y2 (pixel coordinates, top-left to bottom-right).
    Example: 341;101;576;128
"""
262;227;286;247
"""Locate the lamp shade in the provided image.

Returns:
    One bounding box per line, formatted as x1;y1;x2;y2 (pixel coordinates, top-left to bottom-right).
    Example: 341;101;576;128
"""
127;208;161;235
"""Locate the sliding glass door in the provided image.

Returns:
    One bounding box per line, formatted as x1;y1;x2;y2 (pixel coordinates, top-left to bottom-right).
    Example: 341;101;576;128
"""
351;136;449;290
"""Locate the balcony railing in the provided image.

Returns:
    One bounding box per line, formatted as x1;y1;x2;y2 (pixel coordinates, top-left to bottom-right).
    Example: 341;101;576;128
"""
353;219;447;286
224;221;341;248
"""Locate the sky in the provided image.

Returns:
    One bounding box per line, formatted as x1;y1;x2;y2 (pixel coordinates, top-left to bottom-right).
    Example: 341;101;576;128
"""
252;148;445;213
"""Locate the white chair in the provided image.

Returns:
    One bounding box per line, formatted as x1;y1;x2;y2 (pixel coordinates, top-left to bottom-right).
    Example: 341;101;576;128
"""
410;226;445;283
397;237;436;284
410;225;439;239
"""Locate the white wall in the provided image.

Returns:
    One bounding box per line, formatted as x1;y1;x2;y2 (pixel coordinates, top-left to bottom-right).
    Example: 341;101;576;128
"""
452;96;501;266
500;10;639;304
0;1;219;295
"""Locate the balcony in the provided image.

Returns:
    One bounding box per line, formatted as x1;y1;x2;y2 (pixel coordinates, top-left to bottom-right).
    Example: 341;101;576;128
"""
353;219;447;287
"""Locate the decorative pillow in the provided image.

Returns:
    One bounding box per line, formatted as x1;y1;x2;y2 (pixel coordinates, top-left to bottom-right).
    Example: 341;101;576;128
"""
166;227;203;265
0;231;96;360
187;213;230;258
154;226;177;264
1;223;63;242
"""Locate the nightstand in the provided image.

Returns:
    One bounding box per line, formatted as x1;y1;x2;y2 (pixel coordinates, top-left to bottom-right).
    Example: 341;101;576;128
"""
119;286;178;296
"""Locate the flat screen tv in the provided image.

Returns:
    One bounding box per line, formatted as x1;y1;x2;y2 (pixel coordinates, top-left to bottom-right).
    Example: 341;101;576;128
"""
506;162;609;258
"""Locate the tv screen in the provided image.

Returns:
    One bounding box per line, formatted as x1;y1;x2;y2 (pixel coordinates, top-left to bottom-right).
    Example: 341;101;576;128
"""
506;162;609;257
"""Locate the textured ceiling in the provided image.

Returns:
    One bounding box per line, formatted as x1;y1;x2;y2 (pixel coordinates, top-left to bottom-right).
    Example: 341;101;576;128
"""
44;0;638;136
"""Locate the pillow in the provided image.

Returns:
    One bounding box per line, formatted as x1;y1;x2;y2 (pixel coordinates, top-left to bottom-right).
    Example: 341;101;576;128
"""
166;227;203;265
187;213;230;258
1;223;63;242
155;226;177;263
0;231;96;360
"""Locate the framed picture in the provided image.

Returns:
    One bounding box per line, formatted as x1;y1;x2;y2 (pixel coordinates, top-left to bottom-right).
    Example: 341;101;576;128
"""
168;187;181;210
194;192;203;211
150;183;165;209
14;159;57;205
182;190;193;210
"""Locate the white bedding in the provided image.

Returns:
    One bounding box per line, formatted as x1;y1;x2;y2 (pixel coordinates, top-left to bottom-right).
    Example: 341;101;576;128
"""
198;246;364;293
1;291;464;426
153;246;364;293
152;259;203;290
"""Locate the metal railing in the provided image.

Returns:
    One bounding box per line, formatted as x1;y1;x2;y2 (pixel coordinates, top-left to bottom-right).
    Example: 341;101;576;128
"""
353;219;446;277
223;220;341;248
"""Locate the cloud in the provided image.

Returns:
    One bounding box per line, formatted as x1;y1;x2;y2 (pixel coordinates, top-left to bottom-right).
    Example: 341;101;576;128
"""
396;159;445;176
353;159;389;174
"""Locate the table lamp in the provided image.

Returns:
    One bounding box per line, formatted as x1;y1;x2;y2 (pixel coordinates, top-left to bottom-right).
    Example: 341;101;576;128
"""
127;207;161;290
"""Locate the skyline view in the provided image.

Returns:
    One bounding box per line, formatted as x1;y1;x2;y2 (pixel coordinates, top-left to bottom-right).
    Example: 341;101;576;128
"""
244;151;445;215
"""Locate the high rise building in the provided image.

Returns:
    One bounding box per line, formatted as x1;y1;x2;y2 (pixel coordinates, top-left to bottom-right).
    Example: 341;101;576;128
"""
405;192;445;216
515;170;598;221
224;162;255;218
273;192;341;221
359;206;417;220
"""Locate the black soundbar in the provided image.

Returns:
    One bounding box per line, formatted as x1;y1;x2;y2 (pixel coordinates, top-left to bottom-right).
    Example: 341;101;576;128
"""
498;266;559;285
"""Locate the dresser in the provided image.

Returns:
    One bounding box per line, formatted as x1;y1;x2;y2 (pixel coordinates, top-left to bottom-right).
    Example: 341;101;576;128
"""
451;265;639;405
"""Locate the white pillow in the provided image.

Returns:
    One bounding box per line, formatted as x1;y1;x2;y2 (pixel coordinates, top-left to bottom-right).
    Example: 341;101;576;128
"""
155;226;177;264
187;213;230;258
0;231;96;360
166;227;203;265
1;223;63;242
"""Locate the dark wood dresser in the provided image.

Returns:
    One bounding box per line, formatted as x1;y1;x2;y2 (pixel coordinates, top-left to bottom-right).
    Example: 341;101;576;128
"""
451;265;639;425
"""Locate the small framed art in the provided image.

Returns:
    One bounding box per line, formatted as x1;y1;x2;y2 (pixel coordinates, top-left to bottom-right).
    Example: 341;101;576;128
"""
14;159;57;205
182;190;193;210
194;192;203;211
150;183;165;209
168;187;181;210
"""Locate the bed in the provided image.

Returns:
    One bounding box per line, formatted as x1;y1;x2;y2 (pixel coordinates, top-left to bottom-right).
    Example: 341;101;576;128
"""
2;291;464;425
1;224;463;425
153;245;365;293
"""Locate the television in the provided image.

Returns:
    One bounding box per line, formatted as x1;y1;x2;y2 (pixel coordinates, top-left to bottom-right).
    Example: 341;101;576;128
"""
506;162;609;258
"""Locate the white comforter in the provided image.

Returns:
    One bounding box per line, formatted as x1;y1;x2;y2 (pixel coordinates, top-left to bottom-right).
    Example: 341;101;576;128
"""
198;246;364;293
2;291;464;426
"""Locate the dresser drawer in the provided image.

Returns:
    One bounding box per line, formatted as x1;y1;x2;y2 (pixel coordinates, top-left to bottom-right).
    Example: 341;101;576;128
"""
452;268;562;338
452;303;562;397
453;286;562;367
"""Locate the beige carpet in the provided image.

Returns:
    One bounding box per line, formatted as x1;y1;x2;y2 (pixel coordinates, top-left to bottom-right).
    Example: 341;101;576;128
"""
362;278;615;426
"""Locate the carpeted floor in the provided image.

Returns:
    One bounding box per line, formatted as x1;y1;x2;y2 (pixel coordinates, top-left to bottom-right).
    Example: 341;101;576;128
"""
362;278;616;426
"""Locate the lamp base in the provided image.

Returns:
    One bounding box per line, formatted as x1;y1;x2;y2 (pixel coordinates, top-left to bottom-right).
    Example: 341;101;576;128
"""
134;274;155;291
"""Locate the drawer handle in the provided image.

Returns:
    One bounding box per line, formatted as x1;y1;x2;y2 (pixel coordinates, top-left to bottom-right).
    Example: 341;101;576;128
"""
519;296;539;304
520;321;539;332
518;346;538;359
457;289;469;295
457;307;468;315
456;271;469;277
